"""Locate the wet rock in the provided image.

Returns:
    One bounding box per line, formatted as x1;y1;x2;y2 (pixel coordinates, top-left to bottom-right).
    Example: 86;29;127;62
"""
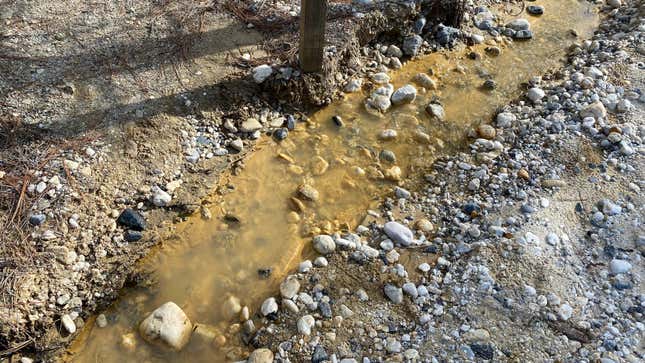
230;138;244;152
436;24;460;47
413;73;437;89
514;30;533;40
485;46;501;56
313;235;336;255
371;72;390;84
247;348;274;363
366;93;392;113
332;115;344;127
506;19;530;31
527;5;544;16
384;166;402;181
379;150;397;163
426;103;445;121
379;129;398;141
117;208;146;231
384;284;403;303
90;313;107;329
344;79;362;93
261;297;278;316
222;296;241;320
280;275;300;299
273;128;288;141
139;302;193;351
402;35;423;56
391;84;417;105
482;79;497;90
384;221;414;247
252;65;272;83
297;184;319;201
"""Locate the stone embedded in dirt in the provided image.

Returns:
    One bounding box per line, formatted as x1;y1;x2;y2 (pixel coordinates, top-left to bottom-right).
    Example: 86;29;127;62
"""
527;87;545;103
379;149;396;164
124;230;143;242
514;30;533;40
95;314;107;328
247;348;274;363
297;315;315;335
391;84;417;105
297;184;319;201
476;124;496;139
485;46;501;56
384;221;414;247
280;275;300;299
61;314;76;334
609;259;632;274
151;186;172;207
29;213;46;226
412;73;437;90
252;64;272;83
426;103;445;121
312;345;329;363
402;34;422;56
230;138;244;152
379;129;397;141
384;284;403;304
312;235;336;255
385;44;403;58
495;112;516;128
557;303;573;321
343;78;362;93
139;302;193;351
370;72;390;84
117;208;146;231
435;24;460;47
240;118;263;133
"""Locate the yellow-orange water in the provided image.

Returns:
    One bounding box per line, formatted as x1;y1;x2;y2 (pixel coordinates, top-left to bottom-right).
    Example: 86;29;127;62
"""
70;1;597;361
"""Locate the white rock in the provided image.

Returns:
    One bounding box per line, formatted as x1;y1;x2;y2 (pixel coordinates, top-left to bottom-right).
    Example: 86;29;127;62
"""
384;221;414;247
139;302;193;351
609;259;632;274
496;112;516;128
557;304;573;321
261;297;278;316
252;65;273;83
426;103;445;121
297;315;315;335
61;314;76;334
151;186;172;207
344;78;362;93
280;275;300;299
527;87;545;102
247;348;274;363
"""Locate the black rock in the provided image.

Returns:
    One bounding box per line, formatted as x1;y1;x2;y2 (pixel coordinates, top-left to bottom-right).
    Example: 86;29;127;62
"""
312;345;329;363
436;24;460;47
124;230;143;242
413;17;426;34
471;343;495;360
273;128;288;141
286;115;296;131
117;208;146;231
332;115;344;127
29;213;46;226
482;79;497;90
527;5;544;16
463;203;481;215
258;268;272;279
514;30;533;40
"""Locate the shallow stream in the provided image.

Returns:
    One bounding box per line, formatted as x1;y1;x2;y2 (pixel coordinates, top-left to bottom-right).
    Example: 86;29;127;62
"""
70;1;598;361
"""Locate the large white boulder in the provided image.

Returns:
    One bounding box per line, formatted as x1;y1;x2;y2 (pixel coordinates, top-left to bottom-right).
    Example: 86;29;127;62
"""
139;302;193;351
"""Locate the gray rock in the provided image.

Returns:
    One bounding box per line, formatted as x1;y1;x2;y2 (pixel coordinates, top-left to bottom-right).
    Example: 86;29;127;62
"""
402;35;423;56
297;315;315;335
609;259;632;274
313;235;336;254
436;24;460;46
384;284;403;303
261;297;278;316
280;275;300;299
506;19;530;31
391;84;417;105
252;65;273;83
426;103;445;121
151;186;172;207
384;221;414;247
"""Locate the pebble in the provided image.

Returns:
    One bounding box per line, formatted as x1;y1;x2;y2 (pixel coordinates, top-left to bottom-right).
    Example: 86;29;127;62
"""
426;103;445;121
383;221;414;247
391;84;417;105
313;235;336;254
297;315;315;335
61;314;76;334
280;276;300;299
252;65;272;83
151;186;172;207
609;259;632;274
557;304;573;321
117;208;146;231
527;87;545;102
138;302;192;351
413;73;437;89
402;35;423;56
29;214;46;226
247;348;274;363
96;314;108;328
526;5;544;16
260;297;278;316
384;284;403;304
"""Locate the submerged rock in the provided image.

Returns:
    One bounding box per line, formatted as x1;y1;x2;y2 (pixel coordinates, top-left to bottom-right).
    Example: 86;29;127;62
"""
139;302;193;351
391;84;417;105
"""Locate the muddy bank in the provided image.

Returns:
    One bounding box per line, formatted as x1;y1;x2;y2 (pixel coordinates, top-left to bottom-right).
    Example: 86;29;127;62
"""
0;0;467;359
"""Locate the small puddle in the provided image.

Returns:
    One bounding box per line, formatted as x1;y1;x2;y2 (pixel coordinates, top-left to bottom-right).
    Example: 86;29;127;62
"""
70;1;597;361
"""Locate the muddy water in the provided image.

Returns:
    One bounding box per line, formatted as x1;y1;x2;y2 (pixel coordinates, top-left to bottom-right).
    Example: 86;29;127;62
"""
71;1;597;362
